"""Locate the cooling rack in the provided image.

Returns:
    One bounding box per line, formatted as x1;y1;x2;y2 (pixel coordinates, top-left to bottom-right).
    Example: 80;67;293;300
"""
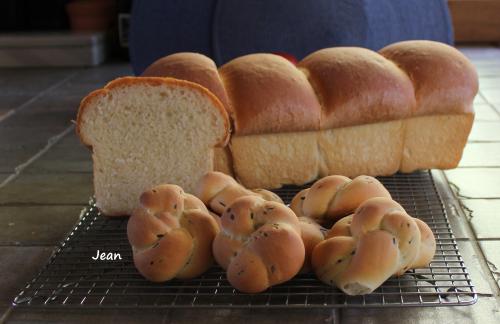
13;171;477;308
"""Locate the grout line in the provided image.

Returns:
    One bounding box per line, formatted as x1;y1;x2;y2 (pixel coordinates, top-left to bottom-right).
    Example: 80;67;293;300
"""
0;307;12;324
0;71;79;124
0;125;75;189
440;171;500;296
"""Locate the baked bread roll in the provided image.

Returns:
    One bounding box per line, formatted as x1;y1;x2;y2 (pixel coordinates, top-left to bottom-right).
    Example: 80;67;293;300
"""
77;77;229;215
290;175;391;225
196;171;283;215
213;196;305;293
298;217;326;273
312;197;436;295
127;184;219;281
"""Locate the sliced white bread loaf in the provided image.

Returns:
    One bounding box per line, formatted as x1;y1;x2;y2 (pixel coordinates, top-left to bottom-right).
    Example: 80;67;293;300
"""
77;77;229;215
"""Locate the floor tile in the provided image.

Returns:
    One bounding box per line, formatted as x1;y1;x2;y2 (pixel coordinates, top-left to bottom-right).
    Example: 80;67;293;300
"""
2;94;80;128
479;241;500;290
462;200;500;240
340;296;500;324
0;95;81;173
445;168;500;199
459;143;500;167
460;46;500;61
0;125;69;173
474;104;500;121
0;95;33;120
0;68;76;96
25;132;92;174
478;67;500;78
51;63;132;97
481;89;500;104
0;205;83;245
166;308;335;324
469;121;500;142
0;126;66;173
474;94;487;105
0;173;93;205
457;241;497;295
6;308;169;323
479;78;500;89
0;246;54;310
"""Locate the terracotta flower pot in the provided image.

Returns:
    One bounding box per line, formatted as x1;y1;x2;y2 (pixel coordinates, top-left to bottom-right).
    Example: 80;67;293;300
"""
66;0;116;32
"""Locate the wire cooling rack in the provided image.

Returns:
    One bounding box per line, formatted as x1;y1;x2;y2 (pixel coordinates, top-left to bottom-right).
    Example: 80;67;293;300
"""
13;171;476;309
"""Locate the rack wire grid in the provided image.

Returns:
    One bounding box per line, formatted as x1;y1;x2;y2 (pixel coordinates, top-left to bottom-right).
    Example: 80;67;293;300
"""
13;170;477;309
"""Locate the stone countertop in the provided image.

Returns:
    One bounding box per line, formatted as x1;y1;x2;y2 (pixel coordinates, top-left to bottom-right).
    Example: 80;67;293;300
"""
1;47;500;323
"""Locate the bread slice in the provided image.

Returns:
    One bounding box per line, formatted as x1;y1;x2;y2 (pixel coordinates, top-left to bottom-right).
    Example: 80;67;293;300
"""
77;77;229;216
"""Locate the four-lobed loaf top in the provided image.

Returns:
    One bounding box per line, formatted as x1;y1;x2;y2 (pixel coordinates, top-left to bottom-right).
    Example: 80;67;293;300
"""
144;40;477;134
143;40;478;189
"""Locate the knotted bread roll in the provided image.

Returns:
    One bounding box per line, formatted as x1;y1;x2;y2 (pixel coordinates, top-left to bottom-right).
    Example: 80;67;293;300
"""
290;175;391;225
213;195;305;293
196;171;283;215
298;217;327;273
312;197;436;295
127;184;219;282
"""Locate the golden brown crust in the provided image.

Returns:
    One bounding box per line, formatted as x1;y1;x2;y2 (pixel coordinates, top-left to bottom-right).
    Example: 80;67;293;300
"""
219;53;322;135
213;196;304;293
195;171;283;215
298;217;326;273
141;52;232;114
290;175;391;225
127;184;219;282
298;47;415;129
379;40;478;116
312;197;436;295
76;76;230;147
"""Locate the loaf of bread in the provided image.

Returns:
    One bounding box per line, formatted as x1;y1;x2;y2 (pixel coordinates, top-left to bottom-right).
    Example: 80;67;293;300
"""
76;77;229;215
143;40;477;189
195;171;283;215
290;175;391;225
212;195;305;293
127;184;219;281
312;197;436;295
78;41;477;215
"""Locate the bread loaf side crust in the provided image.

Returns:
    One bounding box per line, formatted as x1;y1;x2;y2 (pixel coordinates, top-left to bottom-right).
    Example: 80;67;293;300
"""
230;132;320;189
318;120;404;177
401;114;474;172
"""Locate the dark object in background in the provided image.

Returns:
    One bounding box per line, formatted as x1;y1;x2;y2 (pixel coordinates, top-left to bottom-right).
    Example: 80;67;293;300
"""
66;0;116;32
0;0;69;31
129;0;453;75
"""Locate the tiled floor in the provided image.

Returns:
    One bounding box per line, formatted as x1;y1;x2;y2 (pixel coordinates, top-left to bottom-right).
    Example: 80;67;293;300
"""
0;47;500;323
